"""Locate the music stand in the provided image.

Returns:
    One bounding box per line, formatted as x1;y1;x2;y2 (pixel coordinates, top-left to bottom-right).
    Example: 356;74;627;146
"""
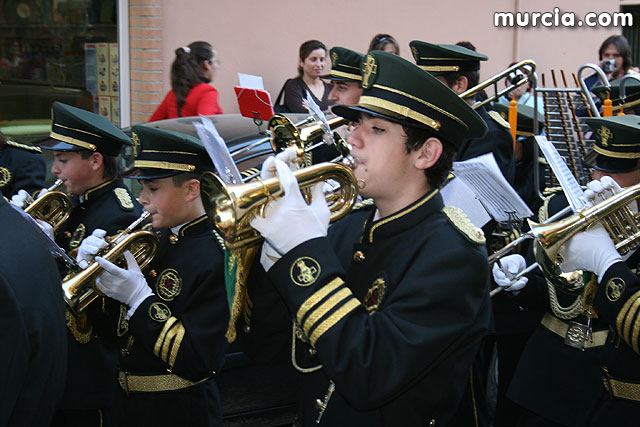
234;87;275;130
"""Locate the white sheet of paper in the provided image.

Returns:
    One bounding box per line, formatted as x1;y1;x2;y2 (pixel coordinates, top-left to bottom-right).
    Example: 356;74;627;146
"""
238;73;264;90
452;153;533;222
441;176;492;228
535;135;587;213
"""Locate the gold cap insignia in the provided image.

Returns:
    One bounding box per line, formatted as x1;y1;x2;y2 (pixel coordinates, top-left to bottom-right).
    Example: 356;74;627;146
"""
156;268;182;301
290;257;321;287
132;131;140;156
598;125;613;147
362;54;378;89
331;51;338;67
0;167;11;187
606;277;625;302
149;302;171;322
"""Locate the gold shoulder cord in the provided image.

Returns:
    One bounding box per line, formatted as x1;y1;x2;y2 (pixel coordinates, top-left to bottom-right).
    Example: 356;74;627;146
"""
539;196;584;319
291;320;323;373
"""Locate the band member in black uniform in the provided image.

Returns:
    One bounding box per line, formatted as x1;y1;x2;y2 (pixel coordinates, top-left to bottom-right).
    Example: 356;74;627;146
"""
326;47;364;107
11;102;143;427
80;125;229;426
502;115;640;426
409;40;516;185
0;194;67;425
0;130;46;198
241;51;491;425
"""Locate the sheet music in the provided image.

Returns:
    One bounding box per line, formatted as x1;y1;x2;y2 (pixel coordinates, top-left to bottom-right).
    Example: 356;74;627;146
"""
535;135;587;213
303;91;334;145
237;73;264;90
452;153;533;222
194;117;243;185
441;176;492;228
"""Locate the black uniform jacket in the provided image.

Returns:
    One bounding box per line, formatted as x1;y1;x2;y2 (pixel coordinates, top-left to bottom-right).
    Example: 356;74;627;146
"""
244;190;491;426
509;192;640;426
457;106;516;185
56;179;142;410
0;142;46;197
119;215;229;426
0;195;67;425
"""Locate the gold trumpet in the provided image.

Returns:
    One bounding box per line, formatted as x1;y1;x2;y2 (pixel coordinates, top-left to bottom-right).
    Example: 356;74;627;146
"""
201;162;358;250
529;183;640;293
62;212;158;313
24;179;72;233
268;114;351;159
460;59;537;110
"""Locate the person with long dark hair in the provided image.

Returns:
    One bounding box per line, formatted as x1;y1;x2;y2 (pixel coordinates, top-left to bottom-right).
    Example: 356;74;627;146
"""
584;35;639;91
282;40;333;113
150;41;222;121
368;33;399;54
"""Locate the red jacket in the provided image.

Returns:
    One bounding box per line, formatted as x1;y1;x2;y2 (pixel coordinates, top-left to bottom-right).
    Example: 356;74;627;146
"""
150;82;223;121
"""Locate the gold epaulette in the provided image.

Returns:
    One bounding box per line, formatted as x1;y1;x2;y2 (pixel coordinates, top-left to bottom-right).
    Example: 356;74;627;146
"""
113;188;134;211
442;205;486;245
487;110;511;130
5;140;42;153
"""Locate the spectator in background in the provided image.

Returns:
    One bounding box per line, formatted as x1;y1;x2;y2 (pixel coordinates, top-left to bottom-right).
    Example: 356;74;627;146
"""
368;33;399;54
150;41;222;121
282;40;333;113
584;35;639;91
498;61;544;115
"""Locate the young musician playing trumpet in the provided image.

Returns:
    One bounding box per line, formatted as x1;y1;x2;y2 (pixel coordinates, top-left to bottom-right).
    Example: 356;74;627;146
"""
240;51;491;425
77;125;229;426
498;115;640;426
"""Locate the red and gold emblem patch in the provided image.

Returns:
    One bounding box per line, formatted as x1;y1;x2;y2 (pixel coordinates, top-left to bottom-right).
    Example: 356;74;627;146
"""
363;278;386;314
155;268;182;301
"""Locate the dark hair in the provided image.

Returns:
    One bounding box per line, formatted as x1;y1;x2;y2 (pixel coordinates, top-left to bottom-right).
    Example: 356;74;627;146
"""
368;34;400;54
0;130;5;148
402;125;456;188
440;70;480;93
79;150;119;180
598;35;633;74
456;41;476;51
171;41;215;116
297;40;327;77
171;172;201;187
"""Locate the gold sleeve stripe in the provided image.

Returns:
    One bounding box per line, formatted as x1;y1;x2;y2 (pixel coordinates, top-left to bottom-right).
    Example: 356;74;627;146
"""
302;288;353;337
310;298;360;346
619;291;640;343
154;316;178;357
616;290;640;336
626;298;640;341
168;325;186;367
632;309;640;354
296;278;343;324
161;322;184;364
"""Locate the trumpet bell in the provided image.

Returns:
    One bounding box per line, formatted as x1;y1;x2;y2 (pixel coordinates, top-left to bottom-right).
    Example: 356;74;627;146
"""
24;190;72;233
268;113;349;156
63;230;159;313
201;162;359;249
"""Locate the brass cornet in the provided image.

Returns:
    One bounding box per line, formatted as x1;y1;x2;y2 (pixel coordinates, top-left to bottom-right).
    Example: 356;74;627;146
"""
201;162;358;249
62;212;158;313
24;179;72;233
529;183;640;293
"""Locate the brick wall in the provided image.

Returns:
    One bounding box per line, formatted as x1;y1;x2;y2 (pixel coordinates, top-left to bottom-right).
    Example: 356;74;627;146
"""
129;0;163;124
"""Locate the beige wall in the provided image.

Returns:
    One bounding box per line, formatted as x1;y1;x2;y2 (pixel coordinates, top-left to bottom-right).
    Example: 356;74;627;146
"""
154;0;625;117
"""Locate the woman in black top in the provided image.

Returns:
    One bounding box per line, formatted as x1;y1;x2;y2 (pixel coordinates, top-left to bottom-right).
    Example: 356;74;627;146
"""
283;40;333;113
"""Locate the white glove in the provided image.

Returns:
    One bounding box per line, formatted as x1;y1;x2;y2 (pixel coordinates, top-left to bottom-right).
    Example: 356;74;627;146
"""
35;219;55;241
259;239;281;272
10;187;49;209
95;251;153;319
250;158;330;258
559;224;622;279
584;176;623;208
492;254;529;292
76;229;109;269
260;147;300;180
10;189;34;209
